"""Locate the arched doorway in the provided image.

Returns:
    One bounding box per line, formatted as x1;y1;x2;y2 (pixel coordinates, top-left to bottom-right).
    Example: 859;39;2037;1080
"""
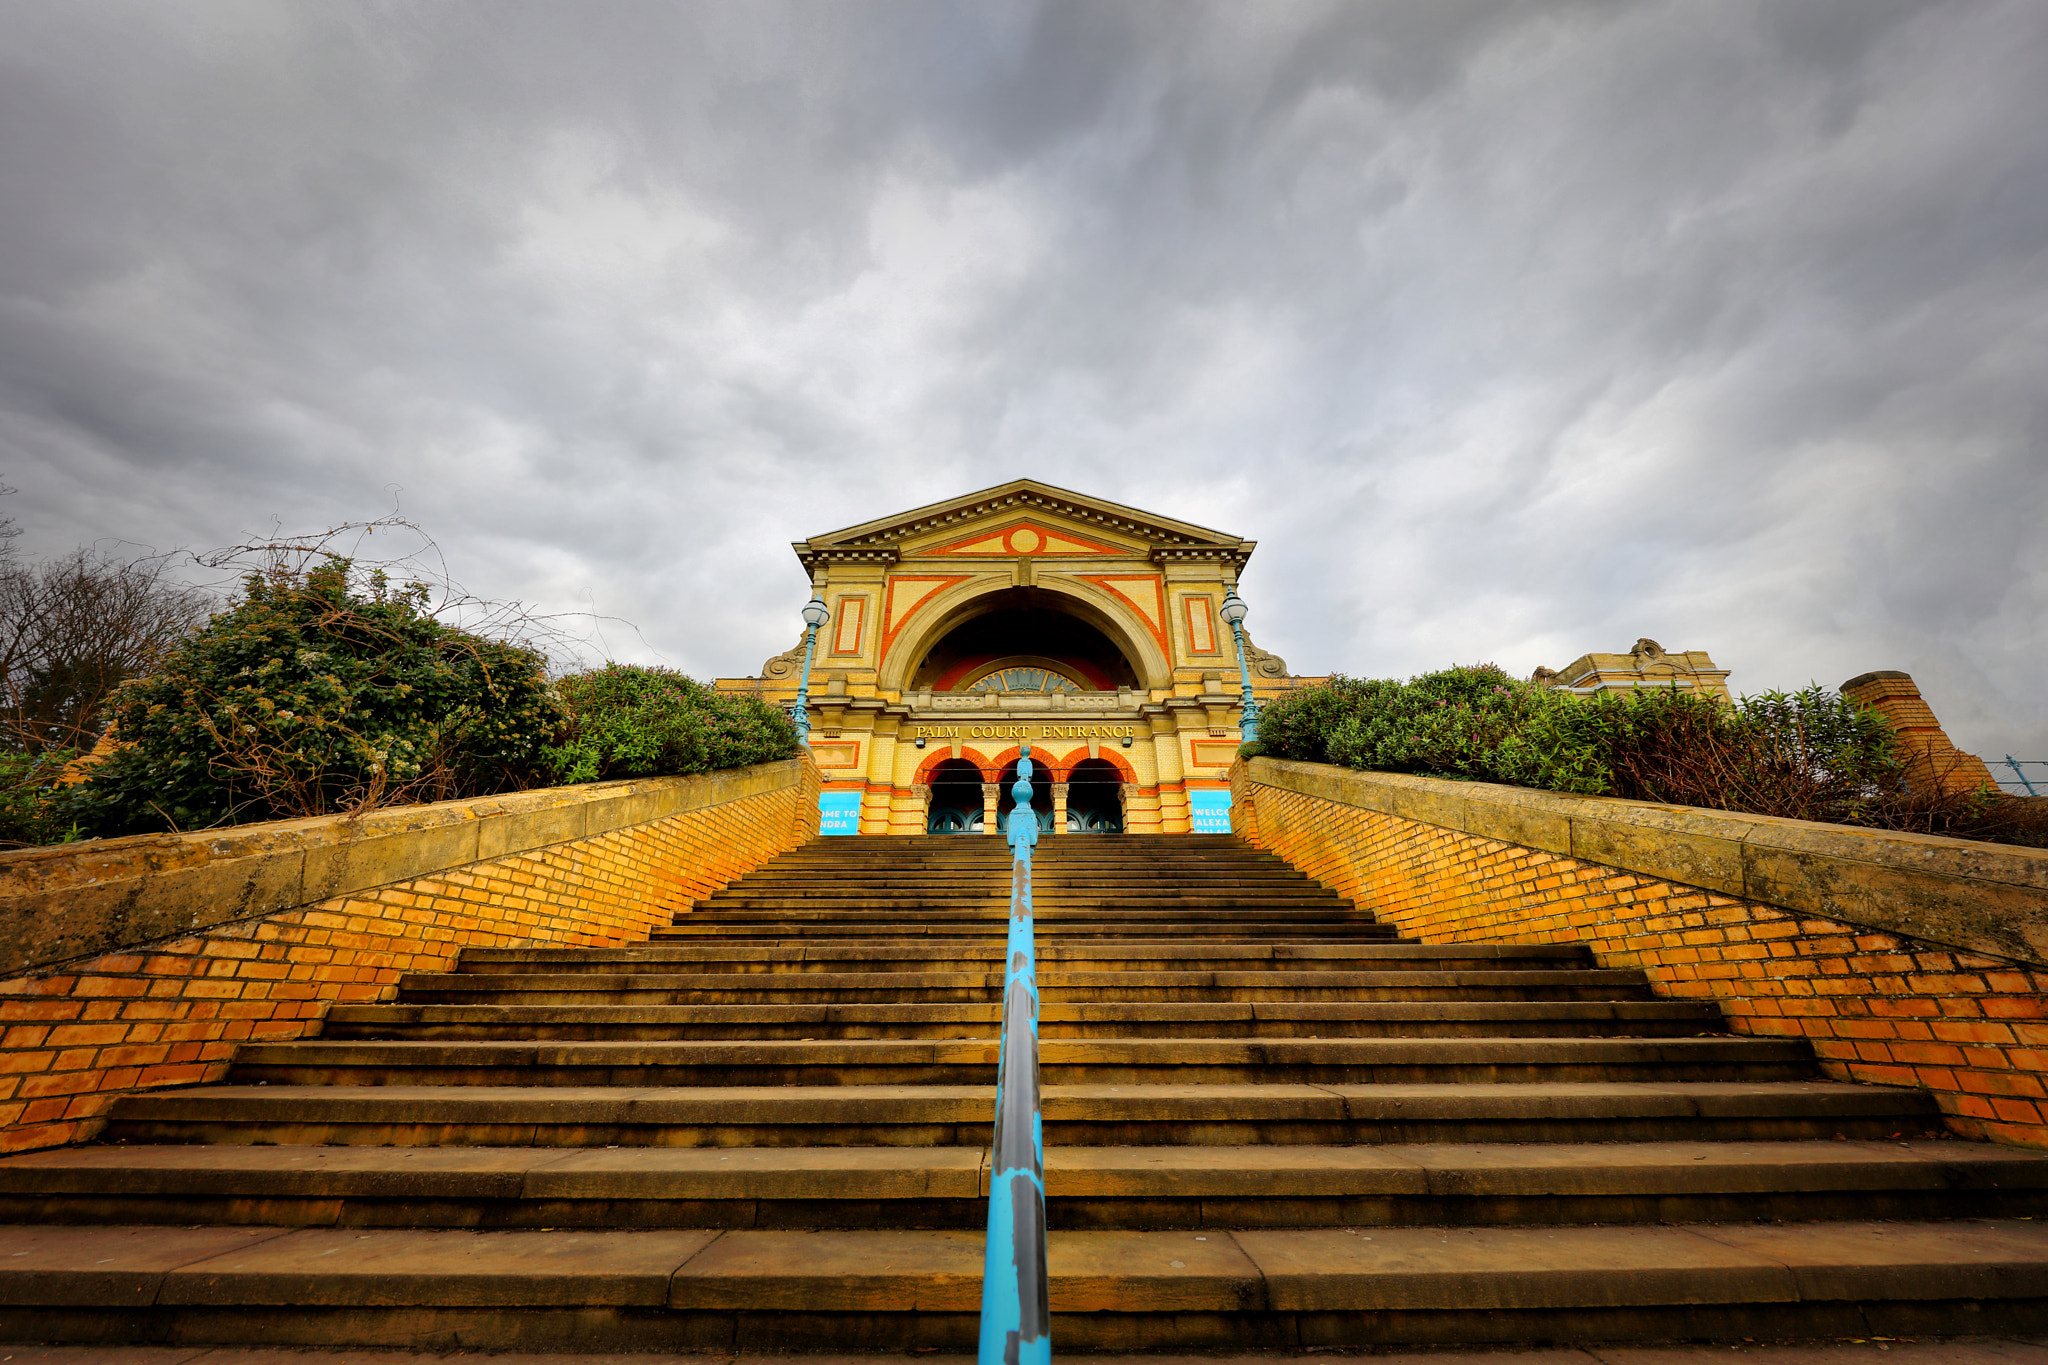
924;758;985;835
906;588;1145;693
995;758;1055;833
1065;757;1125;833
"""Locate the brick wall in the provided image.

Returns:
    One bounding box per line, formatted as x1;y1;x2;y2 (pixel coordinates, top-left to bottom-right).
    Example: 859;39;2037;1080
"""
0;757;819;1154
1234;758;2048;1151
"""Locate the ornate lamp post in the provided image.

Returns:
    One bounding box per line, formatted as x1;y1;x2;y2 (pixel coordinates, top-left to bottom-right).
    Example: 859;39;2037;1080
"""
1218;591;1259;745
791;596;831;742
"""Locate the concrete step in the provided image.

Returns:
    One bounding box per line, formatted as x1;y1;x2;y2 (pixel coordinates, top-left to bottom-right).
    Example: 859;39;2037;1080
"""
393;968;1657;1005
97;1081;1938;1148
651;924;1403;942
680;902;1362;917
322;999;1722;1041
5;1140;2041;1231
1;1220;2042;1351
450;943;1584;973
224;1036;1818;1088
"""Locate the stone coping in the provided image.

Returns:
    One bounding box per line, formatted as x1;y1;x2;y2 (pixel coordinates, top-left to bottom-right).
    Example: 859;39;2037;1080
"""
1238;757;2048;968
0;758;812;980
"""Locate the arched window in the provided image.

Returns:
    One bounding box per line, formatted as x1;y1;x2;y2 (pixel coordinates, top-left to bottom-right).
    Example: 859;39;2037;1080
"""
965;664;1084;694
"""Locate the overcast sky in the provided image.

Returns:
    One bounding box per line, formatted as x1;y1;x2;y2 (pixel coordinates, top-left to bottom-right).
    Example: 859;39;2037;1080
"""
2;0;2043;760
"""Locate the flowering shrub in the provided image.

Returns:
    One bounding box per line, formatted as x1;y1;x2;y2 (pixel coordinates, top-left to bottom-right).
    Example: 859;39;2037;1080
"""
54;557;562;836
543;663;797;785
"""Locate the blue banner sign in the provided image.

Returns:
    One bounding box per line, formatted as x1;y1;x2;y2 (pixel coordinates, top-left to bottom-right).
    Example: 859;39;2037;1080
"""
1188;788;1232;834
818;789;862;836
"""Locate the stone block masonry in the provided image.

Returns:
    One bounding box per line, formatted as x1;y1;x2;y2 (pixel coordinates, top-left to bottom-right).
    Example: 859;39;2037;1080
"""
0;756;820;1154
1233;756;2048;1151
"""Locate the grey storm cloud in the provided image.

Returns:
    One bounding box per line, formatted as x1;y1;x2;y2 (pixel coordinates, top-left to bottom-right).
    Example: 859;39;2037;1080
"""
1;0;2043;756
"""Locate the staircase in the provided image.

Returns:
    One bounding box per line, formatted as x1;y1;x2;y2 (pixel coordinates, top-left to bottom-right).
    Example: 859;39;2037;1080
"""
2;833;2046;1353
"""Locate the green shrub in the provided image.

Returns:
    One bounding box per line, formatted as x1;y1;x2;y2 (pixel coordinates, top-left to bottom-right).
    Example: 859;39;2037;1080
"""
543;663;798;784
1257;665;1548;783
1252;675;1398;764
53;557;561;836
1520;682;1947;828
0;749;82;848
1263;665;2007;839
1322;664;1550;784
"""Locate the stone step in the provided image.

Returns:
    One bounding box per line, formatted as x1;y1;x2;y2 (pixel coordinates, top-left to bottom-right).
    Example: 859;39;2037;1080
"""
1;1219;2042;1351
324;999;1719;1041
5;1141;2039;1231
650;924;1403;943
98;1081;1937;1148
395;968;1655;1005
224;1036;1816;1088
451;943;1583;973
680;901;1361;917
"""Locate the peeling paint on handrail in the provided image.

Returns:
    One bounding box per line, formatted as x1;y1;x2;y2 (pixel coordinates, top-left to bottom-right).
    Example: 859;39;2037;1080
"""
978;742;1049;1365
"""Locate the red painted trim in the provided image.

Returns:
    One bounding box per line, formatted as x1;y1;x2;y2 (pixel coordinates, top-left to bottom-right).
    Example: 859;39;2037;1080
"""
914;749;998;784
879;575;971;664
1077;574;1169;657
924;517;1122;558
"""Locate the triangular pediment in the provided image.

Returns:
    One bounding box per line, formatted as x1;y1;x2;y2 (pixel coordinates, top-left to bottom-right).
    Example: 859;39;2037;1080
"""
794;479;1253;571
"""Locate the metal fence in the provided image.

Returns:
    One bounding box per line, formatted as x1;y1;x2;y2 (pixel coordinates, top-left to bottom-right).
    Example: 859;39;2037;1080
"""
1994;757;2048;797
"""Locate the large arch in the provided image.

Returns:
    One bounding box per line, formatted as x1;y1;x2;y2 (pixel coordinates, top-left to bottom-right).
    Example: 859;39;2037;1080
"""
878;575;1172;693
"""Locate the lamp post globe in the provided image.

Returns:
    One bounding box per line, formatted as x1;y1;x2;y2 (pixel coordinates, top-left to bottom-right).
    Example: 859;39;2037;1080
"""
1217;592;1260;744
792;597;831;742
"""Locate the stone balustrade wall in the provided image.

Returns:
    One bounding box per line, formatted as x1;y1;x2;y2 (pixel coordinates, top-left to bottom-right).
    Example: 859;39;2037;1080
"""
0;756;820;1154
1232;756;2048;1150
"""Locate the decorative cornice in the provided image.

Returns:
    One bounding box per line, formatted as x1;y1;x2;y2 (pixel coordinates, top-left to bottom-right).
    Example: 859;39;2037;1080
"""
792;546;902;572
794;480;1250;564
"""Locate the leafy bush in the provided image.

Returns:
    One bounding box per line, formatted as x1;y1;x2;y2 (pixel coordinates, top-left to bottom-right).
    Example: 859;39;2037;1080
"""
1256;665;1547;784
54;557;562;836
543;663;798;785
1258;666;2012;841
0;749;82;848
1519;684;1922;822
1322;664;1550;784
1251;675;1398;765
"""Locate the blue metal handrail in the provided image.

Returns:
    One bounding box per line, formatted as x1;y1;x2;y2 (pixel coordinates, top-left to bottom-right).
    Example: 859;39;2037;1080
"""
978;743;1049;1365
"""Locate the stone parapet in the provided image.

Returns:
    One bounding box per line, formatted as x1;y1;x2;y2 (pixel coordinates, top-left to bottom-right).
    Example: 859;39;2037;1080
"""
1233;756;2048;1149
0;756;819;1154
0;758;818;980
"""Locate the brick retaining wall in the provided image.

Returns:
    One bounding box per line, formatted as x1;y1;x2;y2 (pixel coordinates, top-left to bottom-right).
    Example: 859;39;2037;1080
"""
0;756;820;1154
1233;757;2048;1150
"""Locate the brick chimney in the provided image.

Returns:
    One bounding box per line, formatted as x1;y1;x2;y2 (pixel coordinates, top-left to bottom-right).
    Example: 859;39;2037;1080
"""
1840;670;1997;795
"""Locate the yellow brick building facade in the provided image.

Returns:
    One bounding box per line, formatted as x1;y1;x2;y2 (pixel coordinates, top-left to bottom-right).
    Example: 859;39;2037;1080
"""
716;480;1315;835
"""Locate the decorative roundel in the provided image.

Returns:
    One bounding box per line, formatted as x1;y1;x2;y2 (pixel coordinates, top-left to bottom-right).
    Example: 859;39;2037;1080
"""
1007;526;1042;554
966;666;1082;694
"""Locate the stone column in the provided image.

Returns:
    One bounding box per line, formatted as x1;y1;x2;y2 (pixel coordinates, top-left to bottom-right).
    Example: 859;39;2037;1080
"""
1841;671;1997;795
982;782;1001;835
911;783;932;836
1051;782;1070;834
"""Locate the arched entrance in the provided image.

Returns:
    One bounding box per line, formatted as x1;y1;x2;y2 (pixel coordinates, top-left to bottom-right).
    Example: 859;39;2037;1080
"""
924;758;985;834
911;589;1140;693
1065;757;1125;833
995;757;1055;833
